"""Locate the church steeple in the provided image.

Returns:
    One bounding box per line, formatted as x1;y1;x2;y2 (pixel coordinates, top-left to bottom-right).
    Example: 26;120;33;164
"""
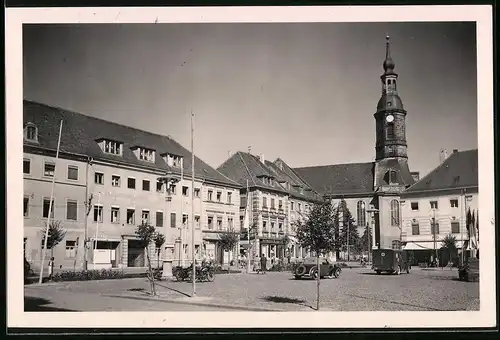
374;35;407;161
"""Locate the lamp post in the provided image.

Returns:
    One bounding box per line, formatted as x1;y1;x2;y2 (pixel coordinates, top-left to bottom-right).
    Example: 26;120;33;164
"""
158;171;179;264
399;200;406;249
431;207;437;265
366;205;379;264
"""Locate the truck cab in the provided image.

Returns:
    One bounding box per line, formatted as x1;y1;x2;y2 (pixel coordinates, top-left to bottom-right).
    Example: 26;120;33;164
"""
372;249;410;275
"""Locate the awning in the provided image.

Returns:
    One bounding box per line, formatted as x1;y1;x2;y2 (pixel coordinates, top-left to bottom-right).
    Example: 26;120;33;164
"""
404;240;467;251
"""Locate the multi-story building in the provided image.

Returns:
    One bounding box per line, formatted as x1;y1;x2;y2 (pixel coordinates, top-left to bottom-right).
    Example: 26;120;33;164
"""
217;152;323;261
23;100;241;270
400;149;478;265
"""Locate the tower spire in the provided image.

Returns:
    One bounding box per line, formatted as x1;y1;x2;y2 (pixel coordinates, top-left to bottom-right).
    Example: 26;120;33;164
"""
383;35;395;73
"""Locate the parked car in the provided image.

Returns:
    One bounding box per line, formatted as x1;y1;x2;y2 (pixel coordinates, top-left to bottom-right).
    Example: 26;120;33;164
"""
372;249;410;275
458;257;479;282
294;257;341;280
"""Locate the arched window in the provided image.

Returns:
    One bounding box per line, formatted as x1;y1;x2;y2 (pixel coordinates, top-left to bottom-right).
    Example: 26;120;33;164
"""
390;199;400;226
356;201;366;226
386;122;395;139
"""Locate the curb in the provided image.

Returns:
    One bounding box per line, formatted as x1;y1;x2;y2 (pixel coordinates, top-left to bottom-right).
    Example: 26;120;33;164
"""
102;293;285;312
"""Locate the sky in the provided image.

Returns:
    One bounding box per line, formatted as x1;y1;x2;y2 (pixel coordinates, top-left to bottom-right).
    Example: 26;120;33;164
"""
23;22;477;177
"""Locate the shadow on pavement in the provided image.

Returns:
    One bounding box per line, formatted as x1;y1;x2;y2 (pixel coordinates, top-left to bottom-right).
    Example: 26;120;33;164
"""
359;272;394;276
261;295;314;310
155;282;191;297
24;296;75;312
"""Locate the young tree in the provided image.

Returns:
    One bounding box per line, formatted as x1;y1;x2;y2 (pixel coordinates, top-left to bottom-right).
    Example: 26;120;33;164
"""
218;227;240;270
360;224;373;258
441;234;458;265
153;232;166;270
337;200;360;260
41;220;66;258
135;223;157;296
293;201;337;311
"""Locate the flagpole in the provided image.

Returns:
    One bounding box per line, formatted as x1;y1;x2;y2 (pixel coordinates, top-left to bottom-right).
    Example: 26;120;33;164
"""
246;179;251;274
180;156;184;267
39;119;63;284
191;110;196;297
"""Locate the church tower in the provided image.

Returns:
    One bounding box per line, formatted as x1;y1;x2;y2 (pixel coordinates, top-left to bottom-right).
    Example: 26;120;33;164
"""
372;36;415;250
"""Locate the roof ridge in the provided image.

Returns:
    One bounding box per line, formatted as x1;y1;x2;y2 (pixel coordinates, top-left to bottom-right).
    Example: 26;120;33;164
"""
237;152;257;186
214;154;243;187
293;161;373;170
275;158;322;196
24;99;185;145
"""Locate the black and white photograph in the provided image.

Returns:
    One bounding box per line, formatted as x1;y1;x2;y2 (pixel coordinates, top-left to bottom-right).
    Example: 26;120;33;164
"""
6;5;495;330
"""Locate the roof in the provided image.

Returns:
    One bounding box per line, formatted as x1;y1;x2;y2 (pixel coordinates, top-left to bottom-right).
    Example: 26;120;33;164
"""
293;162;375;196
217;152;289;194
23;100;240;188
403;149;478;194
374;158;415;188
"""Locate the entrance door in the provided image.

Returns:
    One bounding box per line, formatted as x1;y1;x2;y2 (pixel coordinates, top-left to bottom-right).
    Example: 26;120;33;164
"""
127;240;145;267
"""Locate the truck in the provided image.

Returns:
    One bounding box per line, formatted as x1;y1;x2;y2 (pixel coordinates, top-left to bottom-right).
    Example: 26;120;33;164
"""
372;249;410;275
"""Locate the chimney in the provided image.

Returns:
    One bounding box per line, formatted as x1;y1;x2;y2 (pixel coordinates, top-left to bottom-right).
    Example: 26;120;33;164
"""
411;172;420;182
453;149;458;154
439;149;448;164
259;154;265;164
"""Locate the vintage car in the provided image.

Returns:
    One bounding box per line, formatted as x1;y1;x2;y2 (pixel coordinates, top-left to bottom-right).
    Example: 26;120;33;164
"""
294;257;341;280
372;249;410;275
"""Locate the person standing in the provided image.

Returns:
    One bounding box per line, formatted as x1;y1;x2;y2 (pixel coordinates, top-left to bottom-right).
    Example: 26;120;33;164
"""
260;253;267;275
48;257;54;281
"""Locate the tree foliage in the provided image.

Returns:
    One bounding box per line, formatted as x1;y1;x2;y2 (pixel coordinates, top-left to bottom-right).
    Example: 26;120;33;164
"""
41;220;66;256
293;201;337;311
441;234;458;263
153;232;166;269
360;224;373;252
135;223;157;295
218;227;240;266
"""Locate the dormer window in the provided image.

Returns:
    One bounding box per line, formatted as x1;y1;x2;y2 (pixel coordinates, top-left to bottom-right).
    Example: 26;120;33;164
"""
24;123;38;142
134;147;155;163
388;170;398;184
163;153;183;168
98;139;123;156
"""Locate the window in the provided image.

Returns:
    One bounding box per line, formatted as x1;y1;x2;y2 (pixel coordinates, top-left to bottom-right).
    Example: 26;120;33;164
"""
194;188;200;198
156;211;163;227
95;172;104;185
195;215;200;229
217;218;223;230
386;122;395;139
228;217;233;229
24;196;29;217
263;221;267;230
305;204;309;211
169;184;177;195
42;198;54;218
156;180;163;193
67;166;79;180
279;222;283;230
127;209;135;225
451;221;460;234
44;163;55;177
142;210;150;224
411;222;420;235
390;199;400;226
357;201;366;227
65;241;77;258
128;177;136;189
23;159;31;174
216;191;222;202
24;124;38;141
208;216;213;230
227;192;232;204
142;179;150;191
137;147;155;162
165;154;183;168
271;222;275;229
298;203;302;211
207;190;213;201
182;214;188;227
411;202;419;211
388;170;397;184
93;205;103;222
111;207;120;223
182;186;189;196
450;199;459;208
430;219;440;235
279;200;283;209
66;200;78;221
170;213;176;228
430;201;438;210
291;202;294;211
263;197;267;208
271;199;275;209
103;140;122;156
112;175;121;187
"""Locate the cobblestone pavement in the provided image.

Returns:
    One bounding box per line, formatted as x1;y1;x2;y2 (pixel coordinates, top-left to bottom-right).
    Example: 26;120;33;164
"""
25;267;479;311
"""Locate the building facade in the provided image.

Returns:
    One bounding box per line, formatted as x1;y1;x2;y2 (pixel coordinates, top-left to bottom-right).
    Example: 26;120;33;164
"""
23;100;241;271
217;152;323;261
401;149;478;265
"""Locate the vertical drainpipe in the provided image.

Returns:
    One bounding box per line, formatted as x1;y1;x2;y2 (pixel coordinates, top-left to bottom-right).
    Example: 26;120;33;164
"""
83;156;93;270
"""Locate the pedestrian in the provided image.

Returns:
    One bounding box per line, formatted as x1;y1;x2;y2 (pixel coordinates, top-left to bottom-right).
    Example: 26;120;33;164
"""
253;254;260;273
48;257;54;281
260;253;267;275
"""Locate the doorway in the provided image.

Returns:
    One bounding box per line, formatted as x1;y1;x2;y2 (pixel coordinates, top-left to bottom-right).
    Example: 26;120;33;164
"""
127;240;145;267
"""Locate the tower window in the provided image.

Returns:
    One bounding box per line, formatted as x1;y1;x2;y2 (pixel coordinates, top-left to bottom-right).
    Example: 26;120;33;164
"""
390;199;400;226
386;122;395;139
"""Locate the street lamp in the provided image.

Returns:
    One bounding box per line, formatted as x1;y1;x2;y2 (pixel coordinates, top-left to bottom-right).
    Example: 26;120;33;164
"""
158;171;179;265
364;204;379;264
399;200;406;249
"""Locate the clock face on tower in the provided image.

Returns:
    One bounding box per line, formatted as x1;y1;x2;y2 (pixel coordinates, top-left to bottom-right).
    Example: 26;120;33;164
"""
386;114;394;123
